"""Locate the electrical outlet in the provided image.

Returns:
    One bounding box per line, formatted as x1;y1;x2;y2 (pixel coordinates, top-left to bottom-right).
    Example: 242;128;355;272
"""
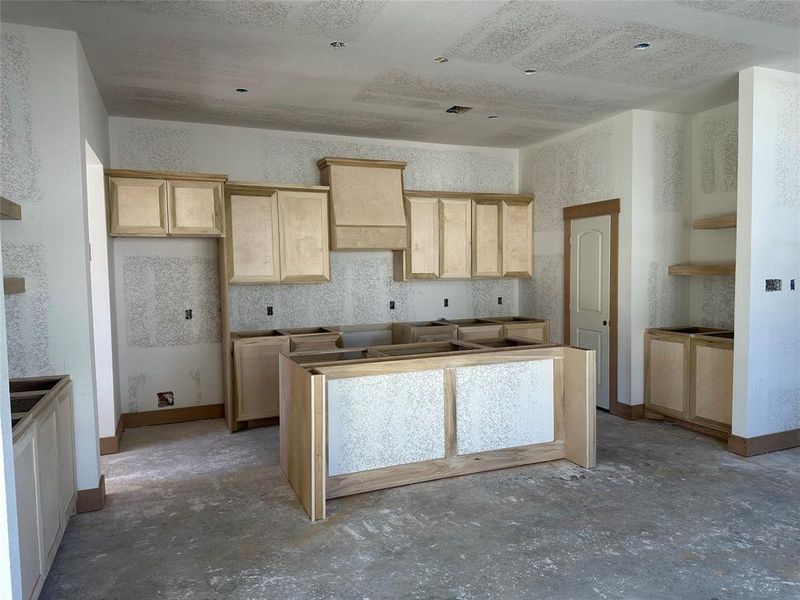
267;306;274;316
389;300;395;310
497;296;503;305
443;298;449;308
765;279;782;292
791;279;796;291
185;309;193;320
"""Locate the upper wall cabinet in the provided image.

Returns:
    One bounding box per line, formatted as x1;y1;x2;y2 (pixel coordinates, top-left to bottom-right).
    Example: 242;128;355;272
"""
501;199;534;278
394;192;532;280
225;183;330;284
106;169;226;237
318;157;407;250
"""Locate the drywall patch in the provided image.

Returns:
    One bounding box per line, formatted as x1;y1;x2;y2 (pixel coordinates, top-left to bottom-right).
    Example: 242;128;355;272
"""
700;276;735;329
700;113;738;194
775;79;800;208
2;243;50;377
0;32;43;205
123;255;220;347
652;122;686;212
127;373;145;413
115;123;198;171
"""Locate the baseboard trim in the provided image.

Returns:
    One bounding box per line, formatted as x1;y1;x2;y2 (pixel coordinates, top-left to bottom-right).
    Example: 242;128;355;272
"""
99;416;124;455
123;403;224;429
76;474;106;513
610;402;645;421
728;428;800;457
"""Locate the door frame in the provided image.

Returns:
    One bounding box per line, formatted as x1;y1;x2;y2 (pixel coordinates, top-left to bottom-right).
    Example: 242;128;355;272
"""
563;198;627;419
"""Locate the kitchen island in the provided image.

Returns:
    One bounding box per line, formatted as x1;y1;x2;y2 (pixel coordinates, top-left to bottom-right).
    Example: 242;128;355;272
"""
280;343;596;520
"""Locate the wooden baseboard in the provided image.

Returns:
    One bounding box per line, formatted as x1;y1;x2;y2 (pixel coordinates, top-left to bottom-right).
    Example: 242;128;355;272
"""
236;416;279;430
99;415;124;455
76;474;105;513
728;428;800;457
657;414;730;441
122;403;224;429
610;402;645;420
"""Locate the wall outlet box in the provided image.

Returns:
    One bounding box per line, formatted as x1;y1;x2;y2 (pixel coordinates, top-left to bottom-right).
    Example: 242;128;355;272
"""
389;300;395;310
765;279;782;292
443;298;449;308
497;296;503;305
184;309;193;320
267;306;274;316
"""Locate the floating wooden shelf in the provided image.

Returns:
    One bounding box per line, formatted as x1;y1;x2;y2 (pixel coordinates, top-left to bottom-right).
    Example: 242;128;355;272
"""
3;277;26;294
692;214;736;230
668;264;735;276
1;197;21;220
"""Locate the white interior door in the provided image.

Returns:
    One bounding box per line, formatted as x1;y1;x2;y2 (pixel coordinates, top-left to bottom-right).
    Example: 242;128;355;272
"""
569;215;611;409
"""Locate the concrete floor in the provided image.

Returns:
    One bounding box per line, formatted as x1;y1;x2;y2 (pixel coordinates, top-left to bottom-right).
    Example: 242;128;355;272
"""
41;412;800;600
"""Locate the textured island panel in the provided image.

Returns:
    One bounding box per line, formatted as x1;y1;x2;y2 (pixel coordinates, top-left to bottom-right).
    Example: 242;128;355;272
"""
327;370;445;476
455;360;555;455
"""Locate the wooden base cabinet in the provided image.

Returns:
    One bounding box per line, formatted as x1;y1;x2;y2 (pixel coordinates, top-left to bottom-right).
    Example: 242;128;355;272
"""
644;328;733;435
12;377;76;600
233;335;290;422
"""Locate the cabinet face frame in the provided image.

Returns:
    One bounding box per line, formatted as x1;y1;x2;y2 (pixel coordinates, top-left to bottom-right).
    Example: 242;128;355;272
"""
439;197;472;279
471;199;503;278
277;190;330;283
167;179;224;237
405;196;440;279
225;188;281;283
501;199;533;278
107;176;168;236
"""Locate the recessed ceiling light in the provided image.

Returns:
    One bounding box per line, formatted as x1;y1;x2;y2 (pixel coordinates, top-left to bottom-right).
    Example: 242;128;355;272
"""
235;88;248;93
434;56;449;63
523;68;536;75
488;114;499;119
634;42;651;49
330;40;347;48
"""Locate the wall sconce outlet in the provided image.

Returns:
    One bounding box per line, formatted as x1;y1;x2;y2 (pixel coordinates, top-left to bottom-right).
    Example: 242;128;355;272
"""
267;306;274;316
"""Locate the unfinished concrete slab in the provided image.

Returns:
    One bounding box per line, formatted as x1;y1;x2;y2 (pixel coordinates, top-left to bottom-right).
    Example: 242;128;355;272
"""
41;413;800;599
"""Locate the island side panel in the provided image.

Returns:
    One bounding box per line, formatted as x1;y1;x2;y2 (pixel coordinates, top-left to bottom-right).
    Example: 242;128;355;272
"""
453;359;556;455
279;354;326;520
326;369;446;476
563;347;597;468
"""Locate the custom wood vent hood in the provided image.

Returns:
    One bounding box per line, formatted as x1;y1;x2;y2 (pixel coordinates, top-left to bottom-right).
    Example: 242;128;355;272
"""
317;157;407;250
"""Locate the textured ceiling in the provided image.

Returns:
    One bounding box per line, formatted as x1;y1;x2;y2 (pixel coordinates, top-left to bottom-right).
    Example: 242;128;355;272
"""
2;0;799;148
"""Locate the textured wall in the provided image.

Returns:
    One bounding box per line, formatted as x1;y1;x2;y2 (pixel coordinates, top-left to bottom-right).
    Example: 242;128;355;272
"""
109;117;519;411
327;370;445;476
519;111;635;405
455;360;555;455
689;102;738;328
0;24;108;490
733;68;800;438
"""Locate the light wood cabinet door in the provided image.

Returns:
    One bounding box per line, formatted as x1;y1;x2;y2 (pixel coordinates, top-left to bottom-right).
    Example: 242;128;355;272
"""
56;383;76;520
35;402;62;569
277;190;330;282
107;177;168;236
405;196;439;279
472;199;502;277
167;180;224;236
439;198;472;279
502;199;533;277
645;334;689;419
226;192;281;283
234;336;290;421
691;339;733;430
15;428;42;600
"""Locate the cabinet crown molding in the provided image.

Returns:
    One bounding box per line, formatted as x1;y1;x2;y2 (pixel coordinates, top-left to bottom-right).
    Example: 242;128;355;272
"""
317;157;407;170
104;168;228;182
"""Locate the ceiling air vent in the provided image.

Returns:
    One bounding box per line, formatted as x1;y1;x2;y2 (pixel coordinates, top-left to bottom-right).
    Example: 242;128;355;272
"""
445;105;473;114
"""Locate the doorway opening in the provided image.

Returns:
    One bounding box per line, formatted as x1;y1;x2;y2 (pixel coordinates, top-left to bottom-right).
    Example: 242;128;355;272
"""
563;199;626;417
85;142;120;454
